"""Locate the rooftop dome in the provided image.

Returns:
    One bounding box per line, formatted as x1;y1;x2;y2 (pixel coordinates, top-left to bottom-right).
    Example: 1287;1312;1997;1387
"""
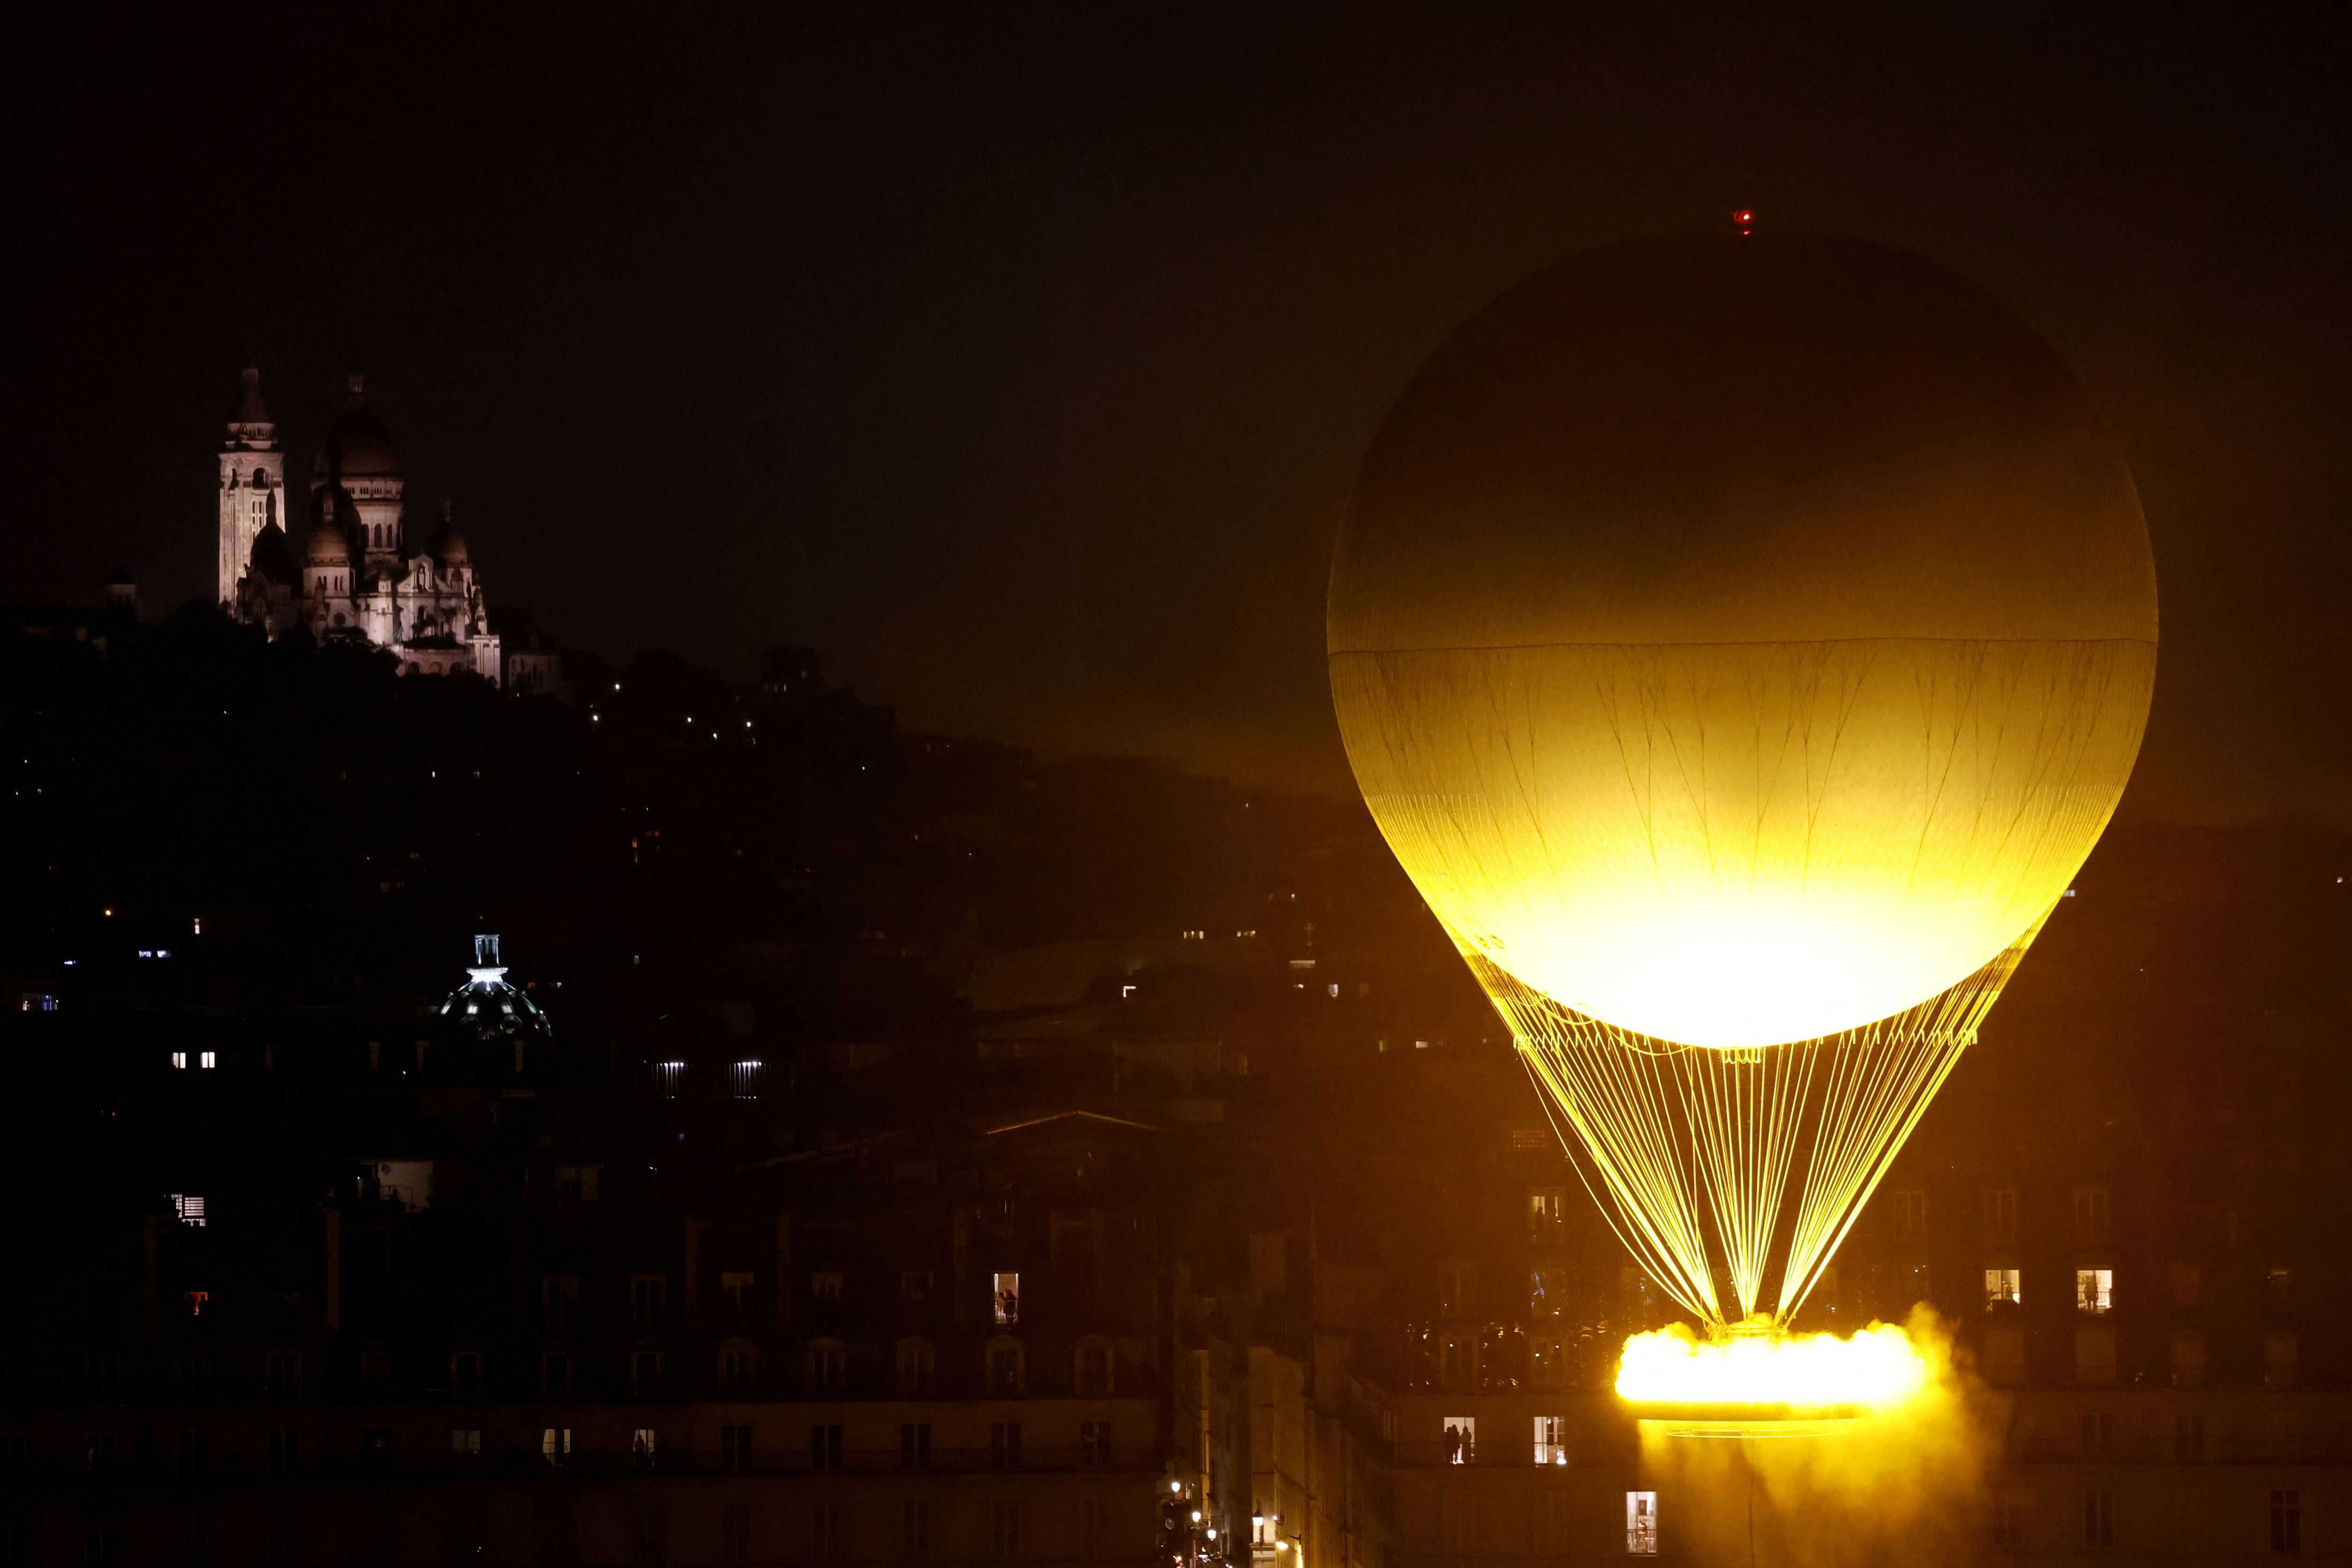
307;484;360;563
430;500;469;564
248;521;298;586
437;934;553;1045
316;373;399;481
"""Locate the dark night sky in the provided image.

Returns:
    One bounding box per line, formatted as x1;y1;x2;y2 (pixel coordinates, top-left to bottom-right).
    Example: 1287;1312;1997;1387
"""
6;3;2348;823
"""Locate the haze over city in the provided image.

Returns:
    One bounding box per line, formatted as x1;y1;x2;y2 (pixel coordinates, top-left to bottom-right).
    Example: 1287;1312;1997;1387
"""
4;6;2350;1567
7;3;2350;817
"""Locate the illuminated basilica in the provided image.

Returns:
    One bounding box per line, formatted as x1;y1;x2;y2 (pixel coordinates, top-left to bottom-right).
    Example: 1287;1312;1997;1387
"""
217;366;526;684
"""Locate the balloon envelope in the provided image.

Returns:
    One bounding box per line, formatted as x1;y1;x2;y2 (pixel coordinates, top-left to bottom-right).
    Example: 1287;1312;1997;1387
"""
1330;234;2156;1050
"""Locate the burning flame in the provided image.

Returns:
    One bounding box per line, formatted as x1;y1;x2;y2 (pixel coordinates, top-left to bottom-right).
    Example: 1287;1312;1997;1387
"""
1616;1320;1930;1409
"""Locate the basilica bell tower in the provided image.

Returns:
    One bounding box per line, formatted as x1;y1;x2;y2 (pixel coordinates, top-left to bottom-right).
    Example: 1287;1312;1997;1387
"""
218;366;284;606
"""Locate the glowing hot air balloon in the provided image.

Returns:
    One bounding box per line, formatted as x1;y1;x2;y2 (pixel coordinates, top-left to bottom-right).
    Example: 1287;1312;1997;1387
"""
1329;234;2156;1333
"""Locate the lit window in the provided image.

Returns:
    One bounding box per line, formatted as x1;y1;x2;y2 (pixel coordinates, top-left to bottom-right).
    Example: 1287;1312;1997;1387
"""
811;1271;844;1301
1626;1492;1659;1555
1984;1268;2021;1308
631;1428;658;1466
542;1427;571;1467
171;1051;187;1071
2076;1269;2113;1314
172;1194;206;1228
729;1060;762;1098
993;1272;1020;1326
1443;1416;1476;1465
1528;1189;1565;1236
449;1428;481;1456
1533;1415;1569;1466
183;1291;208;1318
652;1060;685;1096
199;1050;216;1070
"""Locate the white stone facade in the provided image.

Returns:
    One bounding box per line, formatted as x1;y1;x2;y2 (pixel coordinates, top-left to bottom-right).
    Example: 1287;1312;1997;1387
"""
217;368;286;607
224;368;505;684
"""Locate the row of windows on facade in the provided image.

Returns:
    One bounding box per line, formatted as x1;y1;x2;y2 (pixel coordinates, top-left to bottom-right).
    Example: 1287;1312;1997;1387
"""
43;1482;1111;1563
1521;1185;2128;1250
47;1420;1118;1479
157;1245;1029;1332
112;1332;1117;1401
1977;1263;2292;1313
1425;1412;2295;1471
1992;1487;2305;1553
1438;1488;1663;1556
554;1270;1024;1328
649;1059;766;1097
1437;1485;2304;1556
1444;1245;2294;1324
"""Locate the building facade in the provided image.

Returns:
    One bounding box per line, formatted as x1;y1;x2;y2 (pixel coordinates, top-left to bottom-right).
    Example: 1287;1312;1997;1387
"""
221;369;504;683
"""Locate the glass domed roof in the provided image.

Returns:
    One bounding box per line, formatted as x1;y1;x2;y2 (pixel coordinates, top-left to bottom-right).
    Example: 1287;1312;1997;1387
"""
438;934;553;1044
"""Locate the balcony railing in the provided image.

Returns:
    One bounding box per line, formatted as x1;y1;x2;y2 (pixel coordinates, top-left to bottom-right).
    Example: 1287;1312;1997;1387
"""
0;1444;1164;1485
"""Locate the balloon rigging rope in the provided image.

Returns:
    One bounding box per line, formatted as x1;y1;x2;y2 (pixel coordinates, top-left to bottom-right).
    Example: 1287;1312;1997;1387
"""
1479;912;2046;1331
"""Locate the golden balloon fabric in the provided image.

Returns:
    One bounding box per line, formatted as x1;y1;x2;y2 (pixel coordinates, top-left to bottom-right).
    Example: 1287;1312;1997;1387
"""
1333;636;2152;1049
1330;234;2157;1327
1330;233;2157;1052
